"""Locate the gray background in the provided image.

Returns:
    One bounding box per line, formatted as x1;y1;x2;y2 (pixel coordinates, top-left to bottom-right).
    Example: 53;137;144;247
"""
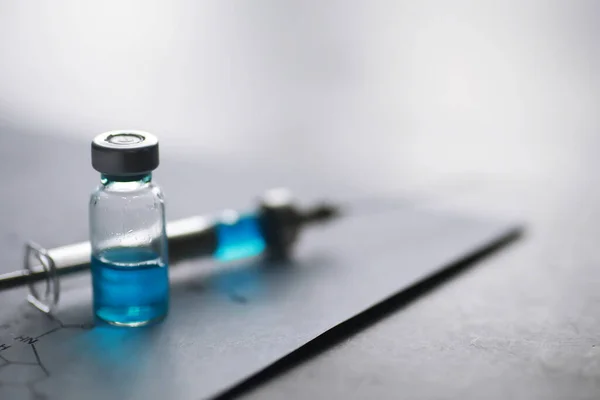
1;1;599;399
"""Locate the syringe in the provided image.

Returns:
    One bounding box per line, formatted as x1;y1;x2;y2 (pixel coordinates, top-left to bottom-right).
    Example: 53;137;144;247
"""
0;188;339;312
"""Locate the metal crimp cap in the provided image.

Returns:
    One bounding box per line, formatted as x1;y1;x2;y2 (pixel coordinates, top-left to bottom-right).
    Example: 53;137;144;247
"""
91;130;159;175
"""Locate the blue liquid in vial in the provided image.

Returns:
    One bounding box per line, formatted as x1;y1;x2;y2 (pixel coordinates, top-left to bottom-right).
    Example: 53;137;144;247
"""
214;214;266;262
91;247;169;327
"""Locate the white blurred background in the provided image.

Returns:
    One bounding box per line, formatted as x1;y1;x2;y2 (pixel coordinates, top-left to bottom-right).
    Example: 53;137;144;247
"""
2;4;600;399
0;0;598;201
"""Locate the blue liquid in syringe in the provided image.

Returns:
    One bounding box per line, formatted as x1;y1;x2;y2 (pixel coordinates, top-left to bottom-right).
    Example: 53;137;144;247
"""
91;247;169;326
214;214;266;261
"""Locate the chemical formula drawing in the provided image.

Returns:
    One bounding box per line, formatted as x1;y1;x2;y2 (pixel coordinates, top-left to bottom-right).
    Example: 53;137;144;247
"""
0;310;93;399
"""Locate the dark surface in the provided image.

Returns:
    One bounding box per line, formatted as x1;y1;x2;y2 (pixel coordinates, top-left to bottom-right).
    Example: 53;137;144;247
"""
1;1;600;399
218;230;521;400
0;131;518;400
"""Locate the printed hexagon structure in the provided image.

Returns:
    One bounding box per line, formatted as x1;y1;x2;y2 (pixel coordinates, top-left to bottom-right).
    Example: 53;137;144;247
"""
0;362;47;385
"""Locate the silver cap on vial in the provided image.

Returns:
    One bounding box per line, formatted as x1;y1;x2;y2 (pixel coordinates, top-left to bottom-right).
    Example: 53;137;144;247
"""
91;130;159;175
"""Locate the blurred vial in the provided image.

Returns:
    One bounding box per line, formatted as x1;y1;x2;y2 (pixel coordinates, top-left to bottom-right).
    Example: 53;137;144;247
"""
89;130;169;327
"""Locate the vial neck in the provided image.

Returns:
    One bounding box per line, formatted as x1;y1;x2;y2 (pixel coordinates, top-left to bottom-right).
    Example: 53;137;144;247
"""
101;173;152;188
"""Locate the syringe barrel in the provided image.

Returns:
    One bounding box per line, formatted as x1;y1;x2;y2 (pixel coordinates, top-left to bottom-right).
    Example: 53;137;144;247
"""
46;215;219;277
0;215;219;293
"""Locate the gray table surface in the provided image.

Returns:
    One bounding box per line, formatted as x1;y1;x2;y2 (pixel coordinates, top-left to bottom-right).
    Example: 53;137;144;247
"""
1;1;599;399
0;131;517;400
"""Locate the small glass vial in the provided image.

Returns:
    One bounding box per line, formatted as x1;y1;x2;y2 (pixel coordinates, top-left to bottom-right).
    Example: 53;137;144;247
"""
89;130;169;327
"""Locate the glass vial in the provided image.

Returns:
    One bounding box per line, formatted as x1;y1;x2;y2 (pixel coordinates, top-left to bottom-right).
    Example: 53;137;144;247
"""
89;130;169;327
